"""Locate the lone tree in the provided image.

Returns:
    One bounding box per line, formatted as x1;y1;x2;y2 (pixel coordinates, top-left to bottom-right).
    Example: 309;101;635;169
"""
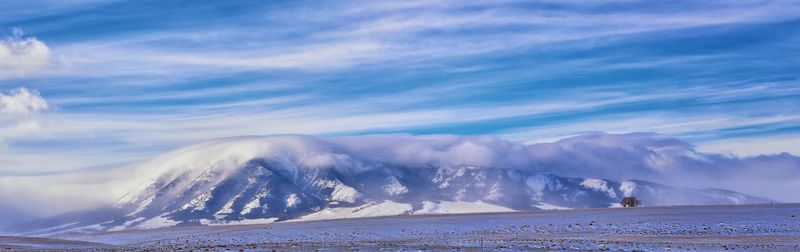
621;197;640;207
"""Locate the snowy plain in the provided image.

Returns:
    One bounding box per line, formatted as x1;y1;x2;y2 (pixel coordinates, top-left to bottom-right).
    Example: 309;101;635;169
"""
4;203;798;251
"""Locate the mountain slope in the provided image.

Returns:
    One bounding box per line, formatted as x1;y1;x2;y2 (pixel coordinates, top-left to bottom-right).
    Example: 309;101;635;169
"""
7;135;773;235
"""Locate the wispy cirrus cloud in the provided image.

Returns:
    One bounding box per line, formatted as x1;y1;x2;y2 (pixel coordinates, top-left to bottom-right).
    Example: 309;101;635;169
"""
29;0;800;79
7;78;799;175
502;112;800;145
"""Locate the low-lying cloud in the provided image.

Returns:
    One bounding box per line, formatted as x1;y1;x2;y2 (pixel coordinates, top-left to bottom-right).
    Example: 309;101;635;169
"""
331;133;800;196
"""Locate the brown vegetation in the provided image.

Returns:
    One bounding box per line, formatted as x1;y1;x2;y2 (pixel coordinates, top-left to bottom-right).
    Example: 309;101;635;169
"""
621;197;640;207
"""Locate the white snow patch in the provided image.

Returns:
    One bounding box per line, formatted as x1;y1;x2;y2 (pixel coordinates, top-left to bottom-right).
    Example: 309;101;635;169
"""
331;184;361;202
483;183;503;201
455;167;468;177
294;200;412;221
241;189;269;215
286;193;301;208
433;167;471;189
415;201;515;215
215;197;238;218
108;217;147;232
241;198;261;215
201;218;277;226
314;179;363;203
533;202;572;210
181;186;215;211
383;176;409;196
135;215;179;229
525;174;563;200
580;178;617;198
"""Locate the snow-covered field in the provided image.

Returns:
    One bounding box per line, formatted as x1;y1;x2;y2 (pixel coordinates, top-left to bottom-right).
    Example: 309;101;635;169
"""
5;203;799;251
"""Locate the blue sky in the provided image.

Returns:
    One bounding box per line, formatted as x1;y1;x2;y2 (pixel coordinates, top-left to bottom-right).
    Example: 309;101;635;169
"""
1;0;800;176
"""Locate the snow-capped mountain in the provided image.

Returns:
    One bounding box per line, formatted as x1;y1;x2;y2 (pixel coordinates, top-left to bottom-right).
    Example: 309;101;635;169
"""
7;135;772;235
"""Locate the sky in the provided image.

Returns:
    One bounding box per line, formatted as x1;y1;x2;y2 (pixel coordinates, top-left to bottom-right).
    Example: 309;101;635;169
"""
1;1;800;216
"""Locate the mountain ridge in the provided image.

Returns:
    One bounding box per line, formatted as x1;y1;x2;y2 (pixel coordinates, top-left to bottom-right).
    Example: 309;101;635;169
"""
5;134;774;235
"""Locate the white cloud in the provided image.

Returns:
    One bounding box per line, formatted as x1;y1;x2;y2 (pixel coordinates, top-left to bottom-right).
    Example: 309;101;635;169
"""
0;87;49;150
0;87;49;115
0;28;50;78
698;135;800;157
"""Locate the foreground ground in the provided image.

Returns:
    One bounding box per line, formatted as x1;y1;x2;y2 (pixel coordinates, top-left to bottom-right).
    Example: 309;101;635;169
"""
3;203;799;251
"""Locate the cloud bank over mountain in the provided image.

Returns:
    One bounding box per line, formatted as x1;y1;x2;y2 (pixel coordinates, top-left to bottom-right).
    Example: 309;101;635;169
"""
111;133;800;194
234;133;799;195
5;133;785;234
1;132;797;229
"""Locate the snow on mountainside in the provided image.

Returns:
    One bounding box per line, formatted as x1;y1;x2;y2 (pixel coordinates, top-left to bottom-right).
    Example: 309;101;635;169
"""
6;134;773;235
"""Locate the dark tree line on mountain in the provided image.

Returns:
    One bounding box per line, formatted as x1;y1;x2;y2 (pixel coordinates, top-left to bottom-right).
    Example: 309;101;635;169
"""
621;197;640;207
